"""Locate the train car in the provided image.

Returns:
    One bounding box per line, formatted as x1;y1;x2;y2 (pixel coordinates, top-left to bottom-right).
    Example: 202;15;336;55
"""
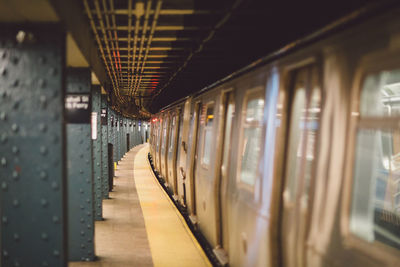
150;3;400;267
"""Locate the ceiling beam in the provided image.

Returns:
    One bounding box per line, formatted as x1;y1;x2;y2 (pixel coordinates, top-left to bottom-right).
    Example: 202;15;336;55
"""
95;25;204;31
89;9;218;16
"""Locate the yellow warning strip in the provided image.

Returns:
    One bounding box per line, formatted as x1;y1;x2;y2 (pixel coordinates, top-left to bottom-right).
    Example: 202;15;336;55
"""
134;145;212;267
145;154;212;265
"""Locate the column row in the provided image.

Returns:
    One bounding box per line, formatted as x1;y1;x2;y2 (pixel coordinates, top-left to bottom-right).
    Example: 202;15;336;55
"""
0;26;149;266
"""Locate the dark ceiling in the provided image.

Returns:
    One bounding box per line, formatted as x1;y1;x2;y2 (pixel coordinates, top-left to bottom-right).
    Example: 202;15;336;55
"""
82;0;376;116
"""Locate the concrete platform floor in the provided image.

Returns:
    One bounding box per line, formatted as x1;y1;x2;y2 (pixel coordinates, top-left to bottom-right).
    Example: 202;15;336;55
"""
69;144;210;267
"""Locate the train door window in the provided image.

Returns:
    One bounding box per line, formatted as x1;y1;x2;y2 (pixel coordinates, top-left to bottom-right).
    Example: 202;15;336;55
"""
350;68;400;250
169;115;176;153
201;103;214;167
162;117;167;151
238;87;265;189
284;66;320;202
156;120;160;151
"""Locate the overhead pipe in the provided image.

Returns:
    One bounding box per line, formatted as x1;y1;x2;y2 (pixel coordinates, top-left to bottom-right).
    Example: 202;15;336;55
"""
108;0;126;103
128;1;144;98
94;0;123;103
135;0;163;110
134;0;163;107
130;0;152;102
83;0;117;97
127;0;133;93
100;0;123;103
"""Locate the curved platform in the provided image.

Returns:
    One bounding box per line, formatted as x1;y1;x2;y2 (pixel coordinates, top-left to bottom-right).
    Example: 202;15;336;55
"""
69;144;210;267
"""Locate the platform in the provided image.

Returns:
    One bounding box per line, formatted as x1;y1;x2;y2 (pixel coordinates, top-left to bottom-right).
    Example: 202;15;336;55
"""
69;144;211;267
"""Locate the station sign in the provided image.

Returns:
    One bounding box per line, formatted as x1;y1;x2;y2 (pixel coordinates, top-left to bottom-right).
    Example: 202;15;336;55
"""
65;94;91;123
101;108;108;125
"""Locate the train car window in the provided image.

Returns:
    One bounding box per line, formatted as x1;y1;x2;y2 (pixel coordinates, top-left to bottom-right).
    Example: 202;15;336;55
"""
239;90;264;188
350;68;400;251
202;103;214;166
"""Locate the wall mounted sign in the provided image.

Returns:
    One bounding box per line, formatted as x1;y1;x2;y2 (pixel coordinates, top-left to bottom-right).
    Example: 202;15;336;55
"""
91;112;97;140
101;108;107;125
65;94;91;123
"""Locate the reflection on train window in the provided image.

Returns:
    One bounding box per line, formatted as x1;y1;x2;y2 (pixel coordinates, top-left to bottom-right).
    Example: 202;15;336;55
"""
202;103;214;166
350;69;400;251
360;69;400;117
239;92;264;187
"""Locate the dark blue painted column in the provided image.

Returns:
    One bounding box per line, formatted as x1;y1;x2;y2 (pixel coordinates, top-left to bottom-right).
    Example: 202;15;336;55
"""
108;108;116;184
132;120;137;146
0;26;67;266
101;95;109;199
111;110;116;163
116;113;121;162
123;117;127;154
129;119;133;150
66;68;95;261
91;85;102;220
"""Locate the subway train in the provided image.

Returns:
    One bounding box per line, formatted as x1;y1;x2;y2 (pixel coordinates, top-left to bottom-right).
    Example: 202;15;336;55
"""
148;3;400;267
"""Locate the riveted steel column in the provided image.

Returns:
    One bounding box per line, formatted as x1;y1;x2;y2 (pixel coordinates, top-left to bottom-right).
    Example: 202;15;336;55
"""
0;26;67;267
101;95;109;198
128;119;133;150
114;112;117;163
108;108;116;183
66;68;95;261
123;117;127;154
119;115;122;160
132;120;136;146
116;113;121;162
121;118;124;156
107;107;114;191
119;116;122;157
91;85;102;220
109;108;115;164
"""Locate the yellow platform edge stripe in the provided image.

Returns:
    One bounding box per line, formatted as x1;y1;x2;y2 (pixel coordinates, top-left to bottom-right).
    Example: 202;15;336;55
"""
145;153;213;267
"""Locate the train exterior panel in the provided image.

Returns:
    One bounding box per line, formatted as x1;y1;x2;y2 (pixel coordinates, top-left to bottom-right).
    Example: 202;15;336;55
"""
149;6;400;267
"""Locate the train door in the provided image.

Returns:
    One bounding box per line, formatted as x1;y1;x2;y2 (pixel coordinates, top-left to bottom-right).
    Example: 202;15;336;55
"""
188;101;201;221
167;111;179;196
157;116;163;173
161;115;170;184
172;111;181;197
178;99;191;207
280;64;321;267
214;91;235;265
